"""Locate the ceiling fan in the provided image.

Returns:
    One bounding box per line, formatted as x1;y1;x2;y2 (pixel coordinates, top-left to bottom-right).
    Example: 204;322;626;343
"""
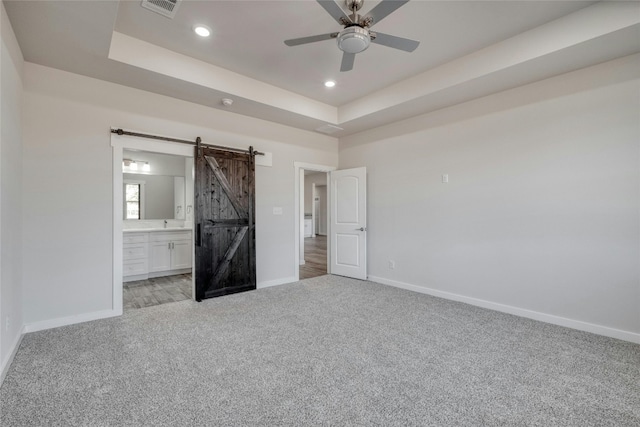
284;0;420;72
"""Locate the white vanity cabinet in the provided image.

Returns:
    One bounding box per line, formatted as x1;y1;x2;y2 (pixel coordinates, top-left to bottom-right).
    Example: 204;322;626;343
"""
123;232;149;280
171;240;192;269
148;231;192;273
123;229;192;282
149;241;172;272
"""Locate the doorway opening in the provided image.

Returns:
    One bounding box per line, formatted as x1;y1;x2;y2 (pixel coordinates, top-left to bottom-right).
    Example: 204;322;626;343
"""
301;171;329;279
294;162;336;281
112;134;195;315
121;149;194;311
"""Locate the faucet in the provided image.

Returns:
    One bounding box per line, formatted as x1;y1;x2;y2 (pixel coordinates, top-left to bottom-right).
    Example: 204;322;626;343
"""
164;220;168;228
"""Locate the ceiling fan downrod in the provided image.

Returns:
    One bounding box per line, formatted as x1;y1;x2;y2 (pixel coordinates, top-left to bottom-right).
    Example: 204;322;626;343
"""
346;0;363;22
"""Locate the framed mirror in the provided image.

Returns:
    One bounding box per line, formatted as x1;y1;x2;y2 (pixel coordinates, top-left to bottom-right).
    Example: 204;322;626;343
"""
122;150;188;220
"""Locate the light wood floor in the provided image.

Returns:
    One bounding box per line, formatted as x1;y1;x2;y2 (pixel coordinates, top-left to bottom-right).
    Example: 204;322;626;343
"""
124;238;326;309
123;274;192;311
300;235;327;280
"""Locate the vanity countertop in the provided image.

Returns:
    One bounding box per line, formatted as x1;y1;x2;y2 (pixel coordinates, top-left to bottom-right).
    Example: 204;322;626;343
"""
124;227;192;233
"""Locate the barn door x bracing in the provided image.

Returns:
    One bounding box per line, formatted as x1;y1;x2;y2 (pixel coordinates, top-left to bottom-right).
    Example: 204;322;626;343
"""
195;146;256;301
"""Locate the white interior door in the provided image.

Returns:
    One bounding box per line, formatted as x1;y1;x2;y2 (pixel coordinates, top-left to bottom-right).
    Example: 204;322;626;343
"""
330;167;366;280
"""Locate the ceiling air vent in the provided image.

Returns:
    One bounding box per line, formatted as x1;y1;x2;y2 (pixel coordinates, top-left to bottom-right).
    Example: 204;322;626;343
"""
141;0;180;19
315;124;344;135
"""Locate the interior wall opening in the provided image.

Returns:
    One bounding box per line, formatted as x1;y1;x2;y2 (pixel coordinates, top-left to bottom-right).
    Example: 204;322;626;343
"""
113;131;265;313
116;145;195;312
299;169;329;280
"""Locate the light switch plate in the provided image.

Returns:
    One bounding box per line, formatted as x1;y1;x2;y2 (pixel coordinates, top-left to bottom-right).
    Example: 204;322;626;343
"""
273;207;283;215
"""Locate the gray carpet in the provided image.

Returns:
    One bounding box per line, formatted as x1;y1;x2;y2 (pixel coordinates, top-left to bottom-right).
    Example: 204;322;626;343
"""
1;276;639;426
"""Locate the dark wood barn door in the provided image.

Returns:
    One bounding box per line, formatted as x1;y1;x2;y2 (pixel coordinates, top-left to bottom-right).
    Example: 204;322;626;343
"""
195;146;256;301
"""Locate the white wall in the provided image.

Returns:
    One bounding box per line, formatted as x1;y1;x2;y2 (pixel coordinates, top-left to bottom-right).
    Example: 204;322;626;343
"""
303;172;328;236
339;54;640;340
22;63;338;326
1;2;24;377
316;185;327;236
184;158;194;224
303;172;327;214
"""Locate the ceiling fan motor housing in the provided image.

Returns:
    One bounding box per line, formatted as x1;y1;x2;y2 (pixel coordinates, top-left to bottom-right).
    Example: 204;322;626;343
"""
337;26;371;54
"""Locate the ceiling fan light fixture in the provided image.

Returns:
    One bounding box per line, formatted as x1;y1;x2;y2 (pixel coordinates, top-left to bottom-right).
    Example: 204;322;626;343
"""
336;26;370;54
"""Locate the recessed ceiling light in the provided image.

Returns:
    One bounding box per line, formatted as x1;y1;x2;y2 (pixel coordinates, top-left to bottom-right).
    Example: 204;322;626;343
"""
324;80;336;88
194;25;211;37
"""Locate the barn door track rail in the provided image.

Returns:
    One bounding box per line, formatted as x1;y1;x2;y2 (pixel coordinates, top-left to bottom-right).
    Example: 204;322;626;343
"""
111;128;264;156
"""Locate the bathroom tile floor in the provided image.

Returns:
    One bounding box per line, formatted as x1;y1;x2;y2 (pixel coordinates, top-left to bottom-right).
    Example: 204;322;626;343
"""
123;273;192;311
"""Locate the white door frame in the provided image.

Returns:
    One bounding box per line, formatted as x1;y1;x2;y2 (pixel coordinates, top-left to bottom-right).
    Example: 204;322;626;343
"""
294;162;335;280
111;132;195;314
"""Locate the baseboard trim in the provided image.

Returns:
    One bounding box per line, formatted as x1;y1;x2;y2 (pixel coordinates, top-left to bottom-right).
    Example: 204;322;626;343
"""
123;273;147;283
368;275;640;344
1;325;26;386
148;268;191;279
257;276;297;289
23;309;122;334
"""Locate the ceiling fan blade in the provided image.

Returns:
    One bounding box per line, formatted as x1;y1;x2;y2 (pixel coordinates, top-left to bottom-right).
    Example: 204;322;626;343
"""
285;33;337;47
366;0;409;26
317;0;352;25
371;32;419;52
340;52;355;72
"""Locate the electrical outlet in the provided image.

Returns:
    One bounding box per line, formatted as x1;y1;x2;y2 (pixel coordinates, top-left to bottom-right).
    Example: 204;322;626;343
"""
442;174;449;183
5;316;10;332
388;260;396;270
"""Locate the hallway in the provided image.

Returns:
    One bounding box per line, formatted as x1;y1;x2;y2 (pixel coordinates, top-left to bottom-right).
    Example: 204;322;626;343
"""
300;235;327;280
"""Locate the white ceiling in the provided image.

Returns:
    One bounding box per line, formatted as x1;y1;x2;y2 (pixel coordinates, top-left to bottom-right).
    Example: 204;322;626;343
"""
114;0;594;106
5;0;640;137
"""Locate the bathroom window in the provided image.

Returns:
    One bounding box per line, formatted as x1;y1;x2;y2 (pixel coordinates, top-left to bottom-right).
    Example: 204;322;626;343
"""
124;180;145;220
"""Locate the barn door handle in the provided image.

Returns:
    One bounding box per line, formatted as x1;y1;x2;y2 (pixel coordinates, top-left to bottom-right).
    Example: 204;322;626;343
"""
195;223;201;246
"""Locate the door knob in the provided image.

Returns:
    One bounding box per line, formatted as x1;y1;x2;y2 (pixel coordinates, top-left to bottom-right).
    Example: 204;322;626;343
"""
355;227;366;231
